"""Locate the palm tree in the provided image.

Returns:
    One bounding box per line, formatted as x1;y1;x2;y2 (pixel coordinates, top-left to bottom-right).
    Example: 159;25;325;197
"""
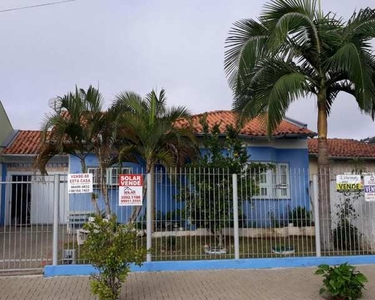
224;0;375;250
113;89;198;226
36;86;118;217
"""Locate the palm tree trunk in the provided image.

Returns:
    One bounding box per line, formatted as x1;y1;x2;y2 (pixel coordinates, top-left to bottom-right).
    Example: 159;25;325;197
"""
99;165;111;218
128;163;155;232
128;177;148;223
80;159;87;173
317;97;332;251
91;193;101;216
148;163;156;233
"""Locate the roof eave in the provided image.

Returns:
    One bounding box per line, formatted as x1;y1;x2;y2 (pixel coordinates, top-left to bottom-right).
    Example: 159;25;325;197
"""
309;154;375;160
195;133;315;139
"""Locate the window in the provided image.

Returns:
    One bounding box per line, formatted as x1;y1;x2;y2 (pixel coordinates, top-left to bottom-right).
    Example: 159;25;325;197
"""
107;167;132;186
253;163;290;199
88;167;100;185
87;167;133;186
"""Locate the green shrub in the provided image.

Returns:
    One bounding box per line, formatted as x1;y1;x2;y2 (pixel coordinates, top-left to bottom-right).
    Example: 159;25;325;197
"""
332;197;361;251
315;263;367;300
288;206;311;227
333;219;360;251
82;216;146;300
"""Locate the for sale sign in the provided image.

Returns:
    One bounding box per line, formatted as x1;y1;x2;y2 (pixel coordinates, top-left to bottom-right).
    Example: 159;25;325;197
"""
68;173;93;194
119;174;143;206
336;175;362;191
364;175;375;202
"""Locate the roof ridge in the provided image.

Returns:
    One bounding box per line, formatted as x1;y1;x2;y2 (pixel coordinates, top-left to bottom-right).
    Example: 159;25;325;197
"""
284;116;307;128
191;110;234;117
308;138;366;142
17;129;42;133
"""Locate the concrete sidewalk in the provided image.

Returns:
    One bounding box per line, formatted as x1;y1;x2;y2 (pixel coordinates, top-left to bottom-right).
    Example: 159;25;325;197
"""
1;265;375;300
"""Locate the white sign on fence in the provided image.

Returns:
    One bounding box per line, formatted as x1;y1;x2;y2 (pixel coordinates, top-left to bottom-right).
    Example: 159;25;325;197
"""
119;174;143;206
364;175;375;201
68;173;93;194
336;174;362;191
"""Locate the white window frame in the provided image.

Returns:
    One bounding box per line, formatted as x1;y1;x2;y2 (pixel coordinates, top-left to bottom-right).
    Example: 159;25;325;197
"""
107;167;132;186
87;167;100;186
87;167;133;186
275;163;290;199
252;163;290;199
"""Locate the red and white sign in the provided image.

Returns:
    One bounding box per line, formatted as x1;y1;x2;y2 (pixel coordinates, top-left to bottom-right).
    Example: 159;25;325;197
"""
119;174;143;206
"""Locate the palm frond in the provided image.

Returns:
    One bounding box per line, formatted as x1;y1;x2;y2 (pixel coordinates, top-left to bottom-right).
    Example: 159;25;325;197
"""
344;8;375;40
225;18;269;92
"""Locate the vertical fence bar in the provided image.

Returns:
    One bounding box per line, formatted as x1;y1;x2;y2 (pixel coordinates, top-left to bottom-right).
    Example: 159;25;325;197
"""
232;174;240;260
146;173;152;262
312;174;321;257
52;174;60;266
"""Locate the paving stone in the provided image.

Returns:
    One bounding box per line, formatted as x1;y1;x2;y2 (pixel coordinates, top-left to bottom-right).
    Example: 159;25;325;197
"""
0;265;375;299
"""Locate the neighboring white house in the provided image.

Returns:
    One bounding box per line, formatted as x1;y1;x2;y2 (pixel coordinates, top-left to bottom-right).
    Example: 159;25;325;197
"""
0;130;69;225
308;138;375;175
308;138;375;250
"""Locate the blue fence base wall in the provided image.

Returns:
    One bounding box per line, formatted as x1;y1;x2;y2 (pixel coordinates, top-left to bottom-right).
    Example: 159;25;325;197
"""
44;255;375;277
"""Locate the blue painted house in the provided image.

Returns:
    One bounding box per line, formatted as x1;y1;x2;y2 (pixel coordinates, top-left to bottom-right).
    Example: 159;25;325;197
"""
68;110;316;227
0;110;315;228
188;111;315;227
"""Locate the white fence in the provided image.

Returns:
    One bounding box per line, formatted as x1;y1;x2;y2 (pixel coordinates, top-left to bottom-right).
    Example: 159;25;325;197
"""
1;167;375;272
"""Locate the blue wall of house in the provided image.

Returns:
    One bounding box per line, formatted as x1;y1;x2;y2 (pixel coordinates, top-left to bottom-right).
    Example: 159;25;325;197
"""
68;143;310;227
69;154;145;223
245;146;310;227
69;154;177;224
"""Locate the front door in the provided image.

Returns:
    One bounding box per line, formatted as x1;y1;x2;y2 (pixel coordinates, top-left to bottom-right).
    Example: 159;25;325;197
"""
11;175;31;226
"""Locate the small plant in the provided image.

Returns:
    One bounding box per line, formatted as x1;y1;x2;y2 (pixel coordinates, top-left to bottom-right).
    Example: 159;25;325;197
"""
269;211;287;228
333;219;360;251
289;206;311;227
82;215;146;300
333;197;361;251
315;263;367;300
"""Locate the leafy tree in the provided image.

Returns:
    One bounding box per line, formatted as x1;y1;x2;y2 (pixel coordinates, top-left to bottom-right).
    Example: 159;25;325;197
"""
224;0;375;249
176;117;265;248
36;86;119;217
112;89;198;225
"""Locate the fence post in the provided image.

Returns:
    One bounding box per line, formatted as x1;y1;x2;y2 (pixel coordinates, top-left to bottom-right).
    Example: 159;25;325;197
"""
146;173;152;262
52;174;60;266
312;174;321;257
232;174;240;260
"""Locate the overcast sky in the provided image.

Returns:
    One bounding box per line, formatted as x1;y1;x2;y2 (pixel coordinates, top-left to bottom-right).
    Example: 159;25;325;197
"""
1;0;375;139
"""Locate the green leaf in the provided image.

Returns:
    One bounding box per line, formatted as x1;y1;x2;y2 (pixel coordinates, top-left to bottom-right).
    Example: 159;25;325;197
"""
356;273;368;283
318;264;330;271
319;288;326;295
315;269;325;275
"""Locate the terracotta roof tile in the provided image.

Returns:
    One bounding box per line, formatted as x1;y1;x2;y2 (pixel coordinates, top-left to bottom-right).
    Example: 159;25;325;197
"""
176;110;315;137
308;138;375;158
3;130;43;155
3;111;314;155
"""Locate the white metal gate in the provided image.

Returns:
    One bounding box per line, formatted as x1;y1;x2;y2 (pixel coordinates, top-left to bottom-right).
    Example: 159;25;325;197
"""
0;175;68;273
